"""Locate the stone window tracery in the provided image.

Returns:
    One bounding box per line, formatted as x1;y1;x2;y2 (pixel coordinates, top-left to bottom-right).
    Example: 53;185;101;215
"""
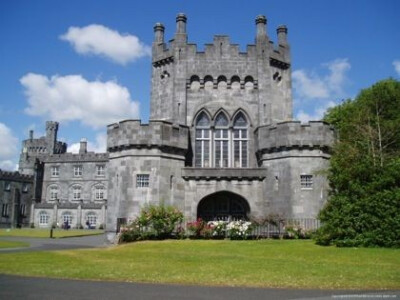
94;185;105;200
72;185;82;200
194;110;249;168
49;185;59;201
233;112;248;167
195;112;211;167
214;112;229;168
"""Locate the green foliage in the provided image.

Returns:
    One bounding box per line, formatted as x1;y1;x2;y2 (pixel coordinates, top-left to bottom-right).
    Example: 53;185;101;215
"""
119;204;184;243
316;79;400;247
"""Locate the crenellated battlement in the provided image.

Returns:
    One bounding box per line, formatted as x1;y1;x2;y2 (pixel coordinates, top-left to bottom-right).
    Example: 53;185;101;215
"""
107;120;189;152
0;169;33;181
42;152;108;163
21;138;67;155
255;121;335;153
152;14;290;70
150;14;293;125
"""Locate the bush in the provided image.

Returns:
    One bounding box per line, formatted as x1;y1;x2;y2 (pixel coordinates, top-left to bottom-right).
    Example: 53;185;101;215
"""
226;220;252;240
284;225;314;239
187;220;252;240
187;218;206;238
118;204;184;243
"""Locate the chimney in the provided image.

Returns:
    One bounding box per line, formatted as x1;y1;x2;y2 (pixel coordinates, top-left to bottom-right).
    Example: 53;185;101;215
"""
79;138;87;154
29;130;34;140
154;22;165;44
255;15;267;43
277;25;288;46
174;13;187;43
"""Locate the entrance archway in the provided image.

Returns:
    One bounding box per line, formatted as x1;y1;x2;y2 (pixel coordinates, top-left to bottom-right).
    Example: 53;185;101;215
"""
197;191;250;221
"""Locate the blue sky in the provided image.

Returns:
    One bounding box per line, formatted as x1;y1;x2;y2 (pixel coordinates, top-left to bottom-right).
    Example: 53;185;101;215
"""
0;0;399;170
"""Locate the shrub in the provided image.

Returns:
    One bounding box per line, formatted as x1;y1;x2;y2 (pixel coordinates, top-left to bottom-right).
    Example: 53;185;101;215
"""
187;218;206;238
208;220;227;238
118;204;184;243
137;204;184;239
226;220;252;240
284;225;314;239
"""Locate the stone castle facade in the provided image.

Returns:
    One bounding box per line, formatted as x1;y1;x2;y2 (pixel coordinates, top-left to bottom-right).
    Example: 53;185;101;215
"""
12;14;334;239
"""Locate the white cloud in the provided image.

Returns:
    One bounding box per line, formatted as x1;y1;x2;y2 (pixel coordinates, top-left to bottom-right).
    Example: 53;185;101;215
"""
293;58;351;100
296;101;336;123
0;123;18;171
21;73;140;129
292;70;329;99
393;60;400;76
67;132;107;154
60;24;151;65
324;59;351;95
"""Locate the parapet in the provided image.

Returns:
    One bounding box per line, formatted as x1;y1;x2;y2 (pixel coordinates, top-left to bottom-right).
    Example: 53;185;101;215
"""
255;121;335;153
107;120;189;153
41;152;109;163
0;169;33;182
21;137;67;154
152;14;290;69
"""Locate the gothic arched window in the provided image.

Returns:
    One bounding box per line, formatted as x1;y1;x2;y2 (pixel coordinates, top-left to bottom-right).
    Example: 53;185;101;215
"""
195;112;211;167
233;112;248;167
214;112;229;167
194;110;249;168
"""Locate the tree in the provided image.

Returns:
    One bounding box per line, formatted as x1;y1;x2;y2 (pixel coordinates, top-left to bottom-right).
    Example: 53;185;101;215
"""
316;79;400;247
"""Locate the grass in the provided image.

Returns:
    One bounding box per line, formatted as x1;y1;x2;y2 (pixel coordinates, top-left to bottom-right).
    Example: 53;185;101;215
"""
0;228;104;238
0;240;29;249
0;239;399;289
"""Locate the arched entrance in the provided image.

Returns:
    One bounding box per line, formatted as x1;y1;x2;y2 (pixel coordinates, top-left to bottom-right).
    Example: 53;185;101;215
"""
197;191;250;221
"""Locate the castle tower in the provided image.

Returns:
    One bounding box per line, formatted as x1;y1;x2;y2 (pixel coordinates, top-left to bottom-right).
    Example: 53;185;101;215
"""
46;121;58;154
19;121;66;175
150;13;189;124
150;14;292;127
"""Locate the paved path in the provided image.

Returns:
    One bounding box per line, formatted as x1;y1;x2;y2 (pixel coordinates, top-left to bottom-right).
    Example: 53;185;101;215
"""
0;234;109;252
1;274;398;300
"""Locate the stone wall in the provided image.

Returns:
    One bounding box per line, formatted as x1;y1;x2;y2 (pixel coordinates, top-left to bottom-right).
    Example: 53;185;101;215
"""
0;170;33;228
106;120;189;237
150;14;292;127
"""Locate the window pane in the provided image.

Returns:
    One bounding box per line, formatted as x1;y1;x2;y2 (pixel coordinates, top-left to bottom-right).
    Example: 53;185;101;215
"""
222;141;228;167
241;141;248;167
204;141;210;167
215;142;221;166
195;129;202;138
215;113;228;127
137;174;149;188
196;112;210;127
233;113;247;127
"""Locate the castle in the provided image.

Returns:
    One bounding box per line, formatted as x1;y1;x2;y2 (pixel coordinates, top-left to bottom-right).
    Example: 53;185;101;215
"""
2;14;334;240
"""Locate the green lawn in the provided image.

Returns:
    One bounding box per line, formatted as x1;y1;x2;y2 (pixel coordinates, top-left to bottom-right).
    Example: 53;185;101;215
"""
0;240;29;249
0;228;104;238
0;239;399;289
